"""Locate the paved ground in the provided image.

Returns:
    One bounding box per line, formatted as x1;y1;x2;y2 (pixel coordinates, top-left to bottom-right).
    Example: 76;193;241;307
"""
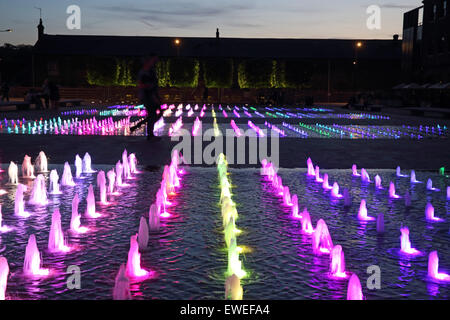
0;105;449;170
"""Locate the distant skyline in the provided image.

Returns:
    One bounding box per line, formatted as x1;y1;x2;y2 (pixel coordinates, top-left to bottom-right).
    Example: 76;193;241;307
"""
0;0;420;45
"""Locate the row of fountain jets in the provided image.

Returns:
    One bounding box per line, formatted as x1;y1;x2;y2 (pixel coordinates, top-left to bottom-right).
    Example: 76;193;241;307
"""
0;149;184;300
260;158;450;300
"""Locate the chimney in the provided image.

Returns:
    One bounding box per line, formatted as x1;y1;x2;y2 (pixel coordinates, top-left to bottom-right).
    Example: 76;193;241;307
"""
216;28;219;39
37;18;45;40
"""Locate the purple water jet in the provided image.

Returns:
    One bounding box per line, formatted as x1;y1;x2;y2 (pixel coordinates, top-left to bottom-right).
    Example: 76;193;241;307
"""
374;175;382;189
0;257;8;300
48;209;71;253
410;170;420;183
361;168;370;182
425;203;443;222
49;170;62;195
322;173;332;190
24;234;49;276
352;164;360;177
97;171;108;204
29;174;48;205
357;199;375;221
399;227;420;255
301;208;314;234
70;194;88;234
312;219;333;254
426;179;439;191
85;185;101;218
330;245;348;278
61;162;76;186
331;182;343;198
149;203;160;231
14;184;29;217
113;264;131;300
389;182;400;199
428;251;450;281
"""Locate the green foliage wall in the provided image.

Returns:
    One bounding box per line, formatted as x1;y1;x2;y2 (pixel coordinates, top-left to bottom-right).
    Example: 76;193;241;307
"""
168;58;199;88
156;59;169;87
282;60;313;88
203;58;233;88
238;59;274;89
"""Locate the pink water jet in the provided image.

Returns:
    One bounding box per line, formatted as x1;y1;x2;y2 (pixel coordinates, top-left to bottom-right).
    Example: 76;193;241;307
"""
428;251;450;282
331;182;343;198
115;161;124;187
347;274;364;300
48;209;71;253
352;164;360;177
306;158;315;176
361;168;370;182
0;257;8;300
97;171;108;204
283;186;292;206
426;179;439;191
28;174;48;205
425;203;443;222
85;184;101;218
192;117;202;136
70;194;88;234
122;149;131;180
315;166;323;183
330;245;348;278
301;208;314;234
399;227;420;255
126;234;150;279
24;234;49;276
61;162;76;186
447;186;450;200
389;182;400;199
49;170;62;194
22;155;35;178
149;203;161;231
358;199;375;221
291;195;300;218
312;219;333;254
138;216;149;250
374;175;382;189
129;153;138;174
107;169;117;194
113;264;132;300
14;184;30;217
322;173;332;190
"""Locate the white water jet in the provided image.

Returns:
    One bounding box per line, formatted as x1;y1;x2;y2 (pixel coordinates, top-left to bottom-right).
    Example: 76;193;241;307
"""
35;151;48;173
70;194;88;233
24;234;49;276
149;203;160;231
225;274;243;300
22;155;35;178
129;153;138;174
357;199;375;221
29;174;48;205
75;155;82;178
116;161;123;187
61;162;76;186
97;171;108;204
48;170;62;195
331;182;343;198
82;152;95;173
361;168;370;182
14;184;29;217
389;181;400;199
410;170;421;183
8;162;18;184
396;166;408;177
138;216;149;250
107;169;116;194
85;184;101;218
48;208;71;253
374;175;382;189
322;173;332;190
427;179;439;191
122;149;131;180
0;256;8;300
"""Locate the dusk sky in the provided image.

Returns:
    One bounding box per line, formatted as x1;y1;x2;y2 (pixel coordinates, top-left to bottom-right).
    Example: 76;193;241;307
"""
0;0;420;45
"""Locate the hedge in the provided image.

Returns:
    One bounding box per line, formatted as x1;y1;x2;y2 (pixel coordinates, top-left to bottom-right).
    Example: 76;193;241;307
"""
282;60;313;88
238;59;274;89
168;58;199;88
203;58;233;88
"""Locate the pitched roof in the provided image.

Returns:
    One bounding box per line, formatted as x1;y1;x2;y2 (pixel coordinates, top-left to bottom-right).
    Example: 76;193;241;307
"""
34;34;402;60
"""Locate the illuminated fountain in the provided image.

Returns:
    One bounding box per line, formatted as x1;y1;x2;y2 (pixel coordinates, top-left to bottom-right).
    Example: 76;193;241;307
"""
129;153;138;174
126;234;150;279
70;194;88;234
8;162;18;184
312;219;333;254
14;184;29;217
343;188;351;207
331;182;343;198
97;171;108;204
75;154;82;178
322;173;332;190
410;170;421;183
306;158;315;176
192;117;202;136
225;274;243;300
291;195;300;218
374;175;382;189
301;208;314;234
82;152;96;173
138;217;149;250
116;161;124;187
330;245;348;278
357;199;375;221
24;234;49;276
361;168;370;182
0;257;8;300
29;174;48;205
447;186;450;200
399;227;420;255
428;251;450;281
107;169;116;194
227;237;246;278
352;164;360;177
426;179;439;191
48;208;71;253
35;151;48;173
122;150;131;180
396;166;408;177
315;166;323;183
22;155;35;178
389;182;400;199
347;274;363;300
85;185;101;218
425;203;443;222
61;162;76;186
405;190;412;207
113;264;131;300
148;204;160;231
283;186;293;206
376;213;384;233
49;170;62;195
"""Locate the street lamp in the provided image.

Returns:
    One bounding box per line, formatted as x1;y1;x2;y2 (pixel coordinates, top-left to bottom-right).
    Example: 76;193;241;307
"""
174;38;181;57
353;41;363;92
